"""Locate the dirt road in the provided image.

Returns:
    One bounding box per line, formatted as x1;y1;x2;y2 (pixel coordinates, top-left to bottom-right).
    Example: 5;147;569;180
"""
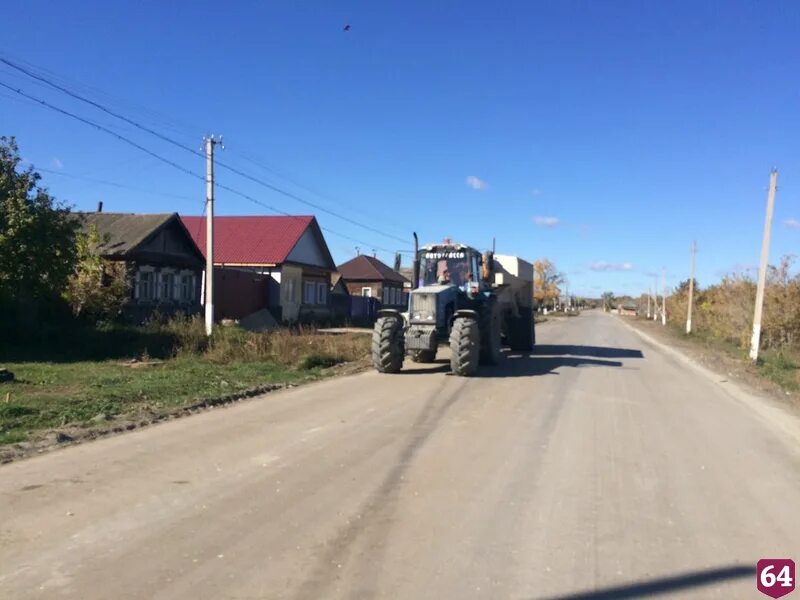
2;312;799;599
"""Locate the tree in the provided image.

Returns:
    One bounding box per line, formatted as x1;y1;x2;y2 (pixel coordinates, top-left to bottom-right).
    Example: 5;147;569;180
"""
675;278;699;295
0;137;78;317
64;224;130;320
533;259;564;309
601;291;615;310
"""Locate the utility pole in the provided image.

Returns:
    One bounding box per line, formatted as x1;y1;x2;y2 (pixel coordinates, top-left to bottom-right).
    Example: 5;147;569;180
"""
661;268;667;326
750;169;778;362
686;241;697;334
653;277;658;321
204;136;221;336
647;286;651;318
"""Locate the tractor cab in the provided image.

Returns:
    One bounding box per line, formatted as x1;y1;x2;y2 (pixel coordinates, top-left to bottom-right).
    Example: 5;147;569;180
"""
418;244;484;293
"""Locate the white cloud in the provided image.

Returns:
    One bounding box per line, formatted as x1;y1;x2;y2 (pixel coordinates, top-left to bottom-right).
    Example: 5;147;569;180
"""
531;188;542;197
590;261;634;272
465;175;487;191
533;216;560;227
784;218;800;229
51;157;63;169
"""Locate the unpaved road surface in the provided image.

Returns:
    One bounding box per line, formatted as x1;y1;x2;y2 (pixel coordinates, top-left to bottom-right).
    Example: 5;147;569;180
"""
2;312;799;599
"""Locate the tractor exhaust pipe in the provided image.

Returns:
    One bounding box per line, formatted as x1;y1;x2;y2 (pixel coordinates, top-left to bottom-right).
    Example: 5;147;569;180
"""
412;232;420;289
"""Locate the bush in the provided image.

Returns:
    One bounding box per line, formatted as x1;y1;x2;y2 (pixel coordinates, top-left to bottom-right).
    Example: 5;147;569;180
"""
664;255;800;353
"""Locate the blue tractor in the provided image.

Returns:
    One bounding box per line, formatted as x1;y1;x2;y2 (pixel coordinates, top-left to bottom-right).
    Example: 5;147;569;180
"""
372;234;535;376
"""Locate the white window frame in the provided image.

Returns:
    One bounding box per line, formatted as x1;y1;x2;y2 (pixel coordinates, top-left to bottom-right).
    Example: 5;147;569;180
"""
361;287;372;298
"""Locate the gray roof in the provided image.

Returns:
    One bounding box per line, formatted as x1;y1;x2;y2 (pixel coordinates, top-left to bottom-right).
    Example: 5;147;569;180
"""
78;212;176;258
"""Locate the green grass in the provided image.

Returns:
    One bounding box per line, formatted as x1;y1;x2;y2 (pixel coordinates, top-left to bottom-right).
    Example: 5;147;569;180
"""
757;351;800;392
0;317;371;446
0;358;324;445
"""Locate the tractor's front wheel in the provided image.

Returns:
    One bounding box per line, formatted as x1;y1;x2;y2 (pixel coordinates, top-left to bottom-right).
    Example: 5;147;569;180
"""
372;315;404;373
410;349;437;363
450;316;480;376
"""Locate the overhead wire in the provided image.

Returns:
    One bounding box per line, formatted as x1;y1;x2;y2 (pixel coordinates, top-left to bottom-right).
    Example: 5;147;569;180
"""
0;56;410;246
0;79;397;253
32;166;199;203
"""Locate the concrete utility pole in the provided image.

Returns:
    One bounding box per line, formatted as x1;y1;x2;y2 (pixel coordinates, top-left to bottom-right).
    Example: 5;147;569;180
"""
750;169;778;362
686;241;697;334
204;136;220;337
661;269;667;326
653;277;658;321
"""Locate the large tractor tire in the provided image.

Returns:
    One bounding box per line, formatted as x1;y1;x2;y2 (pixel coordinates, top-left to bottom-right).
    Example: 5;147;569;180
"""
410;349;437;363
480;302;502;365
372;315;404;373
450;316;481;376
507;307;535;352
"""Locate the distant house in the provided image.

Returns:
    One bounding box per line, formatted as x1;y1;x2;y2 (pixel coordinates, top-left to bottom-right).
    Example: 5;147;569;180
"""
79;212;204;321
336;255;409;309
181;215;337;323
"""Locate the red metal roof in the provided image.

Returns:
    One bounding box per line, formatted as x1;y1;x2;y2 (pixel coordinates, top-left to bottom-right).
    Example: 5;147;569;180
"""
181;215;321;265
337;255;409;284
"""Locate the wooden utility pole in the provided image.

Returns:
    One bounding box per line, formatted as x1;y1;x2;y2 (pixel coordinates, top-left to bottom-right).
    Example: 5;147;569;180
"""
750;169;778;362
686;241;697;334
647;286;651;318
204;136;220;336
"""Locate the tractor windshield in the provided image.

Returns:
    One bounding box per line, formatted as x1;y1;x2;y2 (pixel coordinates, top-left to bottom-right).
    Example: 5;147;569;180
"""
419;249;473;287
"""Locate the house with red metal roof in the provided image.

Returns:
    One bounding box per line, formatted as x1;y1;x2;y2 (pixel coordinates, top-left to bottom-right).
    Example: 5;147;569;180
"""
336;254;409;309
181;215;337;323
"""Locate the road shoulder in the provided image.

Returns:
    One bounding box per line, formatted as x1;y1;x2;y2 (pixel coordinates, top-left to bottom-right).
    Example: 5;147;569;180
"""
618;314;800;449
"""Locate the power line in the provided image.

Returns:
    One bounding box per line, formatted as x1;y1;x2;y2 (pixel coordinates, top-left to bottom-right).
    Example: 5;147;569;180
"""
0;80;203;181
1;57;408;245
32;166;199;203
0;54;198;139
0;78;401;254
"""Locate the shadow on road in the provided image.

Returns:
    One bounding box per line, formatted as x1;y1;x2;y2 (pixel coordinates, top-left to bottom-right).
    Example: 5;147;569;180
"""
533;345;644;359
536;564;755;599
395;345;643;377
477;353;624;378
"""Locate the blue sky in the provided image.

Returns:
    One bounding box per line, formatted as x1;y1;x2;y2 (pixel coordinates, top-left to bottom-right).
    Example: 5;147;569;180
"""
1;0;798;297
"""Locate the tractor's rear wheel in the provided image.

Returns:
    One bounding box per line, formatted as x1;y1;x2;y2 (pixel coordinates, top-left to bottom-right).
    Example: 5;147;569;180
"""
480;303;502;365
507;307;535;352
372;315;404;373
410;349;436;363
450;316;480;376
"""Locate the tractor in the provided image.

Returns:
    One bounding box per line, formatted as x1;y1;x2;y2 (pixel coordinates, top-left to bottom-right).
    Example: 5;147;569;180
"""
371;234;536;376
